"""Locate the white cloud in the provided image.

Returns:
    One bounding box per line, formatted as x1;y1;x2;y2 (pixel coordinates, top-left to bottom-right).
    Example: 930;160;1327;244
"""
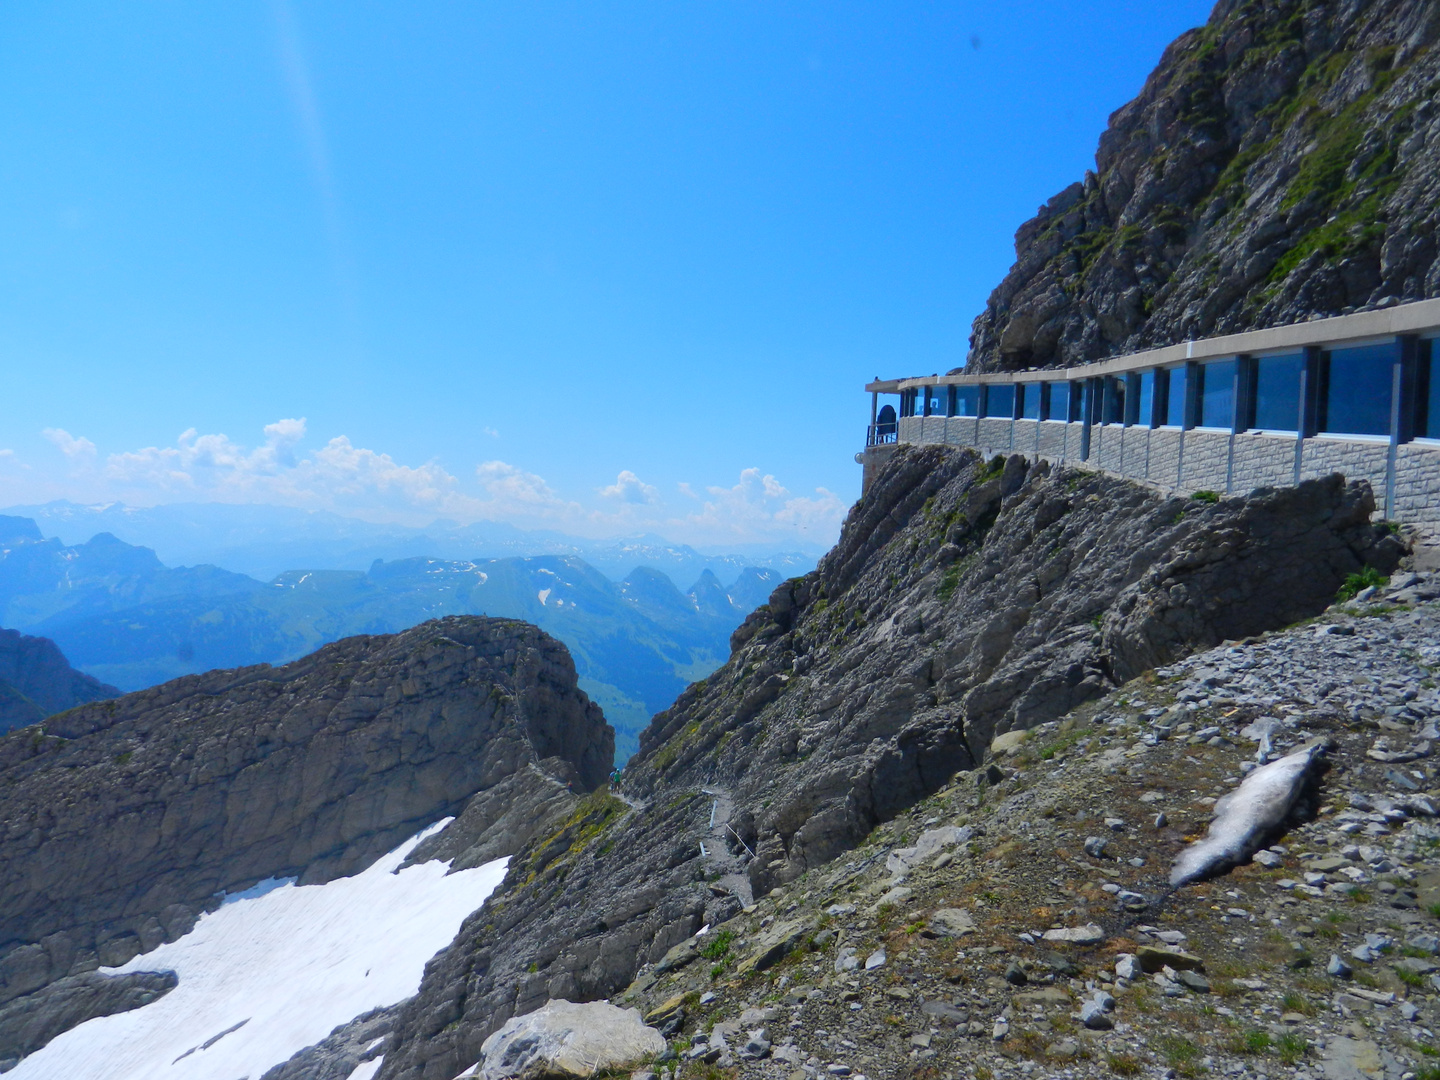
669;467;845;544
43;428;98;462
9;423;848;546
598;470;660;505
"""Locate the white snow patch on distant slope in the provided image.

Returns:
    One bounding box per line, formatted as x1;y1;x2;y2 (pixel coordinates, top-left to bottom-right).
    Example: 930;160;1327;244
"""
13;820;508;1080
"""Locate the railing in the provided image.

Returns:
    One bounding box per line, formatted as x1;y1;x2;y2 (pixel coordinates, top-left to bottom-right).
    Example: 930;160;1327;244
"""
866;425;898;447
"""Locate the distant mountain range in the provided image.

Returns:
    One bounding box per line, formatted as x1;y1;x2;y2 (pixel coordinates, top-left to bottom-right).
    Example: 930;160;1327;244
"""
2;500;821;584
0;514;784;758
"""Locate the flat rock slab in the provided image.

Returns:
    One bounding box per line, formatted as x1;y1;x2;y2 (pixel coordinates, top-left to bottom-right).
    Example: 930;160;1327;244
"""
474;1000;666;1080
1136;945;1205;973
927;908;976;937
736;918;814;976
1040;924;1105;946
1320;1036;1405;1080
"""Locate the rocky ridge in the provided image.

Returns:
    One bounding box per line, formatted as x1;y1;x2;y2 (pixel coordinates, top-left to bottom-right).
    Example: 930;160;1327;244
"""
372;446;1404;1080
610;573;1440;1080
0;615;612;1066
966;0;1440;373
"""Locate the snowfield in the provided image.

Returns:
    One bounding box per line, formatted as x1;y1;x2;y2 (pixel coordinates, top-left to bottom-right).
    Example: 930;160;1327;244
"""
13;821;507;1080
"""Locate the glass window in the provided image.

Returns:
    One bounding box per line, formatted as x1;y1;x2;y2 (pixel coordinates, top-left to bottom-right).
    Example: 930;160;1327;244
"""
1045;382;1070;421
1199;360;1236;429
1321;343;1396;436
984;384;1015;418
954;385;979;417
1253;352;1303;431
923;386;945;416
1421;340;1440;439
1164;367;1187;426
1103;377;1125;424
1019;384;1040;419
1136;371;1155;427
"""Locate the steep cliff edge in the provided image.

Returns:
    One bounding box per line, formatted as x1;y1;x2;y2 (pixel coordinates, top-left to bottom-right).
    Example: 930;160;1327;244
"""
0;629;117;734
0;616;611;1040
966;0;1440;372
375;447;1402;1080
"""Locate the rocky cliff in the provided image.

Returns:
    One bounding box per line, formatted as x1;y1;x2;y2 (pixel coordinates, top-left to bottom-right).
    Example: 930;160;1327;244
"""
966;0;1440;372
0;615;612;1060
0;629;117;734
373;447;1403;1080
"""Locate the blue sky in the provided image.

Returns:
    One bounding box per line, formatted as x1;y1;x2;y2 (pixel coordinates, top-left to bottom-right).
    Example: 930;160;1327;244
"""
0;1;1213;550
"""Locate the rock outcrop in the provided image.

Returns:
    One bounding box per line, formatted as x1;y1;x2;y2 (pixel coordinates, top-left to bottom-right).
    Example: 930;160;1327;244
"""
965;0;1440;372
374;446;1402;1080
0;615;612;1059
464;1000;666;1080
0;629;117;734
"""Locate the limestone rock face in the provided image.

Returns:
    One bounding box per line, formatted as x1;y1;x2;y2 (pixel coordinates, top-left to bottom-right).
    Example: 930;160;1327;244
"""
467;1000;665;1080
0;615;612;1026
966;0;1440;372
0;629;117;734
375;446;1400;1080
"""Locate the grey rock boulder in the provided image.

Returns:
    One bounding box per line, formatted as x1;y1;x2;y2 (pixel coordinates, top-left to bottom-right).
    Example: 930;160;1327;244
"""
468;1000;665;1080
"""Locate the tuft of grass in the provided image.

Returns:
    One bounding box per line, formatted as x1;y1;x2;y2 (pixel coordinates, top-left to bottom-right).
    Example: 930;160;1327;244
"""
1276;1032;1307;1065
1107;1053;1142;1076
1282;991;1317;1016
1191;490;1221;503
1229;1030;1272;1055
938;564;961;602
1152;1036;1198;1077
699;929;736;962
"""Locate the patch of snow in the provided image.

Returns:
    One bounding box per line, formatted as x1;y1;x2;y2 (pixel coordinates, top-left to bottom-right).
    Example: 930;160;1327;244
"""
537;588;551;605
346;1060;384;1080
1170;741;1325;887
12;820;507;1080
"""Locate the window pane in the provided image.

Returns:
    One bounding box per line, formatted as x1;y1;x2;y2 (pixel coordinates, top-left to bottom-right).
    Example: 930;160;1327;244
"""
1020;384;1040;419
1322;343;1395;436
1425;341;1440;438
1254;352;1303;431
1046;382;1069;421
1137;371;1155;427
1200;360;1236;428
1165;367;1187;426
985;384;1015;418
1103;377;1125;424
954;386;979;417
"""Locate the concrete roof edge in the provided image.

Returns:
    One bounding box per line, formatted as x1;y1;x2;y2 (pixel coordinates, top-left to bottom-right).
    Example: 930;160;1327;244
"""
870;298;1440;392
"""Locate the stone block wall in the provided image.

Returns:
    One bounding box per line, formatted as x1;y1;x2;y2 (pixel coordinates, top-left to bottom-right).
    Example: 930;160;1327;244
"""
1229;433;1296;493
1300;438;1389;513
1395;442;1440;527
1148;430;1182;488
884;414;1440;528
1179;430;1230;492
977;418;1013;452
1035;421;1070;461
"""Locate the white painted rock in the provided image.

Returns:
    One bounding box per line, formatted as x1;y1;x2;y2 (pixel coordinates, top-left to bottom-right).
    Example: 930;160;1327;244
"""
473;999;666;1079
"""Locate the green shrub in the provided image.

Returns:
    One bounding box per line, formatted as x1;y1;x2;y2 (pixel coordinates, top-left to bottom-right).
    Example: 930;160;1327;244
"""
1337;565;1388;601
1191;490;1221;503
